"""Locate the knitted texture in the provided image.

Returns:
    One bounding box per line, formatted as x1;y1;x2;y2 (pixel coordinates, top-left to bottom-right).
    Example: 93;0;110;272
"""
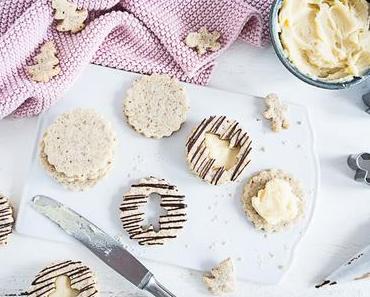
0;0;273;119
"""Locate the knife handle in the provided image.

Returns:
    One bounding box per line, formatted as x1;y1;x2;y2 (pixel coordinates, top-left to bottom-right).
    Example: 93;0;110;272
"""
142;275;176;297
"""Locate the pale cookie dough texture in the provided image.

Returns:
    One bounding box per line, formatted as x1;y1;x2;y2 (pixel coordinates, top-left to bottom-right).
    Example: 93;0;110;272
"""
279;0;370;82
242;169;304;232
27;41;61;83
123;74;189;139
120;177;187;246
0;194;14;245
263;93;289;132
185;27;221;55
52;0;88;33
27;260;98;297
40;108;117;191
203;258;235;295
186;115;252;185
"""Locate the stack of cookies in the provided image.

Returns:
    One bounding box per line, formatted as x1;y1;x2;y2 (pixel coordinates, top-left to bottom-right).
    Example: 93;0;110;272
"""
40;108;117;191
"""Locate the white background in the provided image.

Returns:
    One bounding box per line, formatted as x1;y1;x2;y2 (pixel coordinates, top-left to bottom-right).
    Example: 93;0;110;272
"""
1;42;370;296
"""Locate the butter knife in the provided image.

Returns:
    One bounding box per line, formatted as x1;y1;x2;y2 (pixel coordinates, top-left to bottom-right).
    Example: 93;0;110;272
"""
31;195;176;297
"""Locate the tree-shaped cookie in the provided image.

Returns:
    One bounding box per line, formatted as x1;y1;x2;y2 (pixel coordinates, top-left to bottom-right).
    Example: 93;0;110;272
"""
27;41;61;83
203;258;235;295
52;0;88;33
263;93;290;132
185;27;221;55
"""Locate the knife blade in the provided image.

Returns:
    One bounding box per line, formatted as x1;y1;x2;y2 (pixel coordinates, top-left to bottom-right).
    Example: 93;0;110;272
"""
315;245;370;288
31;195;175;297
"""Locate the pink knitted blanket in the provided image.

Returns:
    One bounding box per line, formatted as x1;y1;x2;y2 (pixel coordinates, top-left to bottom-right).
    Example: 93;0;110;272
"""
0;0;272;119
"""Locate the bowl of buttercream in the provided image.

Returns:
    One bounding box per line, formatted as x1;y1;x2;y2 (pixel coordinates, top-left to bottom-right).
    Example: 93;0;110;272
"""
270;0;370;89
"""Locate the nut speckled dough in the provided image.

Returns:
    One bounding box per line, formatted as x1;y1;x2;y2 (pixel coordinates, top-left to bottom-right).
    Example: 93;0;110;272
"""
242;169;304;232
0;194;14;245
185;27;221;55
41;108;116;191
26;41;61;83
27;260;98;297
263;93;289;132
123;74;188;139
203;258;235;295
279;0;370;82
120;177;187;246
186;116;252;185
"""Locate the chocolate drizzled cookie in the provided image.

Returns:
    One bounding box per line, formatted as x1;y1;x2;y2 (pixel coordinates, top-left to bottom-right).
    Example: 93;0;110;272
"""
27;260;98;297
0;194;14;245
186;116;252;185
120;177;187;246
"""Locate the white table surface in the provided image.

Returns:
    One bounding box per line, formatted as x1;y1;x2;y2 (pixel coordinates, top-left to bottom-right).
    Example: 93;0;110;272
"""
1;41;370;297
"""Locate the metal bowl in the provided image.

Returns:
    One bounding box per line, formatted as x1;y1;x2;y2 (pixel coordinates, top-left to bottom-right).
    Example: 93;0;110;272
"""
269;0;370;90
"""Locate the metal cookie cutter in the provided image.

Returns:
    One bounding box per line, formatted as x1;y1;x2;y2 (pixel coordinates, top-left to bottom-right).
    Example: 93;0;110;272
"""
348;153;370;185
363;92;370;114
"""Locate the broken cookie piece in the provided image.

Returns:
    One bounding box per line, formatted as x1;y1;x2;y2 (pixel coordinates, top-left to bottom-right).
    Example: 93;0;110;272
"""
185;27;221;55
27;41;60;83
203;258;235;295
242;169;304;232
52;0;88;33
263;93;289;132
0;194;14;245
186;116;252;185
27;260;98;297
120;177;187;246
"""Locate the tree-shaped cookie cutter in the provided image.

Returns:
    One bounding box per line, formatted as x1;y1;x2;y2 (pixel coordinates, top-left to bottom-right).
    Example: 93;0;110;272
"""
363;92;370;114
348;153;370;185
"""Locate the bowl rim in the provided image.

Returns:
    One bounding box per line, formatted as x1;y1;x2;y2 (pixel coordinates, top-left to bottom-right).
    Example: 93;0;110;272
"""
269;0;370;90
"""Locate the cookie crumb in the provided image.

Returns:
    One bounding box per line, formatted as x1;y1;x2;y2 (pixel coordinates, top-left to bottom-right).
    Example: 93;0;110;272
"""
203;258;235;295
185;27;221;55
263;93;290;132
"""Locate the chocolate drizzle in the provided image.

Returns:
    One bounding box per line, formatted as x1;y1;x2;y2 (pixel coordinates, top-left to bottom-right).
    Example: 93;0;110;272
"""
186;116;252;185
0;195;14;245
27;260;98;297
120;177;187;246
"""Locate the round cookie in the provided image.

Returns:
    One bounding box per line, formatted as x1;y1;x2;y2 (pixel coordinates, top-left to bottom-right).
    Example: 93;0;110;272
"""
186;115;252;185
40;140;112;191
40;108;116;190
27;260;98;297
42;108;116;179
0;194;14;245
123;74;189;138
242;169;304;232
119;177;187;246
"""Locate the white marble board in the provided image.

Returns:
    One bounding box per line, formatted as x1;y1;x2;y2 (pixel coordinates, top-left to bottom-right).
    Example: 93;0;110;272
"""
16;64;319;285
